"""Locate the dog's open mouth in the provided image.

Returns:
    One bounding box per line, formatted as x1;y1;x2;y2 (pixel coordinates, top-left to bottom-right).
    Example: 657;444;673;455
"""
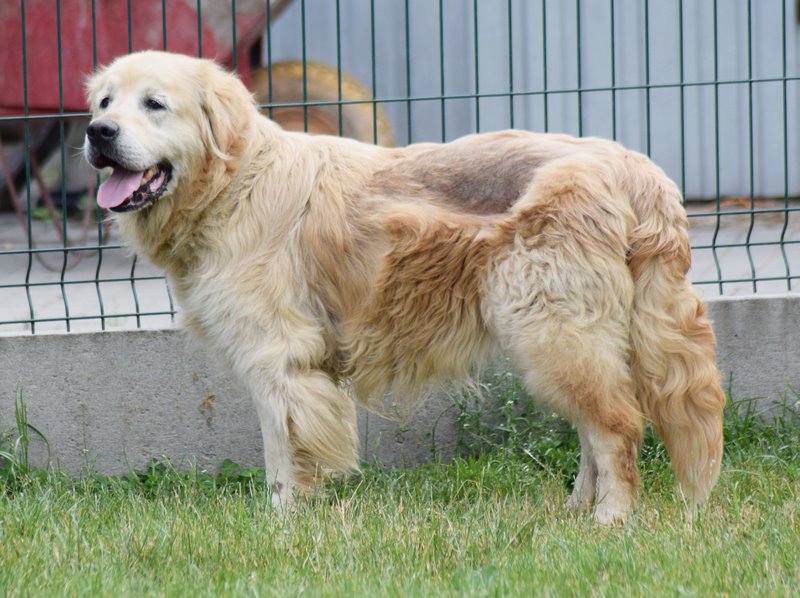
97;162;173;212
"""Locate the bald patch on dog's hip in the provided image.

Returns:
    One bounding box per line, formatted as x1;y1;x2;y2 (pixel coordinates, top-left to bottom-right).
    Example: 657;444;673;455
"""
369;131;563;215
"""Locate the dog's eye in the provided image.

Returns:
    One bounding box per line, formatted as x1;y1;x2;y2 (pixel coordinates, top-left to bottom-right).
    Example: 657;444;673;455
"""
99;96;110;109
144;98;166;111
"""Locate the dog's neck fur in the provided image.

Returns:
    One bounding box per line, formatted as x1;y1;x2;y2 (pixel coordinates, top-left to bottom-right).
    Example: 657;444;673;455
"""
114;116;386;339
114;118;276;275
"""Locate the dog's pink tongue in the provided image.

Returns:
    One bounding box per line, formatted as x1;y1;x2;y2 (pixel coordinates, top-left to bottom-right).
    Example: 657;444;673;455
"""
97;168;143;209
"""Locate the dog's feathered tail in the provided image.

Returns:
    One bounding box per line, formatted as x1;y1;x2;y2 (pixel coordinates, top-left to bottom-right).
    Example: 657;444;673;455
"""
623;153;726;508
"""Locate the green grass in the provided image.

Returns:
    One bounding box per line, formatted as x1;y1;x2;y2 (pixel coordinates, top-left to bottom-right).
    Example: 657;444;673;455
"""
1;390;799;596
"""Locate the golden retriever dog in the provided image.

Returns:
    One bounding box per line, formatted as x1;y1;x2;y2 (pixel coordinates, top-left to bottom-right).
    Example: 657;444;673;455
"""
84;51;725;524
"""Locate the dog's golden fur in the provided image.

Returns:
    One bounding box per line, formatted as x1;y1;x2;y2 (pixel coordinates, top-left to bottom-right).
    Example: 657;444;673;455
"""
85;51;725;523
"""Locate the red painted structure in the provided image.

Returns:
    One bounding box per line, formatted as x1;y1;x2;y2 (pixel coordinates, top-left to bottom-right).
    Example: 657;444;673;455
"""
0;0;269;114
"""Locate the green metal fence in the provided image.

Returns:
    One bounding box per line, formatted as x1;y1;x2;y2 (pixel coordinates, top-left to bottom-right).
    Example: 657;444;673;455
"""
0;0;798;336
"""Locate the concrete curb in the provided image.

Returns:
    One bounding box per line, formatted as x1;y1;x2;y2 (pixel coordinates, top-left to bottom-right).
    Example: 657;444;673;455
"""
1;295;798;475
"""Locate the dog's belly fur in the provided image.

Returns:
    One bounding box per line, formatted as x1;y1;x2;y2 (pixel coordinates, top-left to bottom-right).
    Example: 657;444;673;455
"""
341;209;500;404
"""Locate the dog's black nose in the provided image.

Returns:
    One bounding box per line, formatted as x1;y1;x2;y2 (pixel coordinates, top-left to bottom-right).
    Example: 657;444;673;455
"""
86;120;120;144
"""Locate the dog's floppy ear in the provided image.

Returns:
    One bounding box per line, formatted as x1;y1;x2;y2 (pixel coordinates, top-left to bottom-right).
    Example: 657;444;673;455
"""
198;61;255;160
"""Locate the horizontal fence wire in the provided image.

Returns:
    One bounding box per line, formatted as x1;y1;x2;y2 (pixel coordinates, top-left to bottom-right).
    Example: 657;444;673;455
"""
0;0;798;336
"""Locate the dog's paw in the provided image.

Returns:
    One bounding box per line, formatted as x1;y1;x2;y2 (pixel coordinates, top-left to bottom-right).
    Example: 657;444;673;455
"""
565;489;595;512
270;481;296;512
593;502;629;526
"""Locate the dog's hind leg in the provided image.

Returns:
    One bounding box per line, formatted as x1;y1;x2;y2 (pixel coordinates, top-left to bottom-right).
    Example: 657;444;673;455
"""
517;339;643;525
579;410;642;525
564;426;597;512
486;247;644;524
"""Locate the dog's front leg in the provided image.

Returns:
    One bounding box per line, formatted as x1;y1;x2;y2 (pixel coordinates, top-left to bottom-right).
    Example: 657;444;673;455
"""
247;368;359;510
249;383;298;509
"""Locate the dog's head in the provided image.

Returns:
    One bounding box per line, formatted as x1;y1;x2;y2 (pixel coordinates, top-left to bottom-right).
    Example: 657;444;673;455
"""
84;51;255;213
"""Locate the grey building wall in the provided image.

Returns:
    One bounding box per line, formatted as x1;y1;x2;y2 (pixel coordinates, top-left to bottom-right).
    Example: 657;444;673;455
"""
265;0;800;199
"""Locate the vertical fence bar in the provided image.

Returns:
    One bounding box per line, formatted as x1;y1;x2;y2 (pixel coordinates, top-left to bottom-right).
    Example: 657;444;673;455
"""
91;0;97;64
644;0;651;155
507;0;515;128
575;0;582;136
744;0;757;292
711;0;724;294
541;0;549;132
301;0;308;132
19;0;35;333
678;0;686;197
161;0;167;50
231;0;238;72
473;0;480;132
779;0;792;289
439;0;446;141
127;0;132;52
130;3;152;326
404;0;412;143
610;0;616;140
335;0;344;136
370;0;378;144
91;0;107;331
266;0;273;119
56;0;71;331
164;0;179;325
130;256;142;328
197;0;203;57
165;281;176;325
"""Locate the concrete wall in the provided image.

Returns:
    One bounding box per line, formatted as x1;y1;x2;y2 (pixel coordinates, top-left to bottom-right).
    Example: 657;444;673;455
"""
1;294;798;476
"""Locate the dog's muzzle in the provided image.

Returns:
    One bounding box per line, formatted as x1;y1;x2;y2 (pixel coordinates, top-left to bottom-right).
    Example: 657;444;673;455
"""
85;121;173;213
